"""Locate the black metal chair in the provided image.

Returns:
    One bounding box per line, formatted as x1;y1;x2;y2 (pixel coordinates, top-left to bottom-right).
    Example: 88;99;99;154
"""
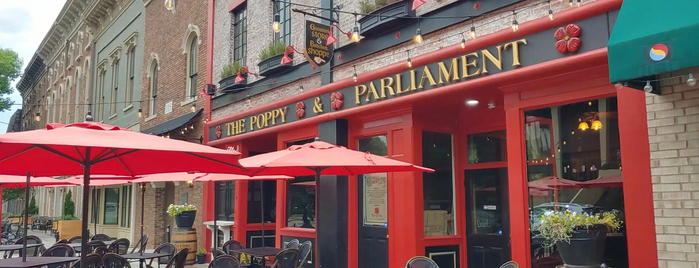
103;252;132;268
499;261;519;268
221;239;244;260
163;249;189;268
42;244;76;268
270;248;299;268
213;248;227;258
297;241;312;268
93;245;111;258
108;238;130;255
7;235;42;258
208;255;240;268
146;243;176;268
68;236;82;243
91;234;111;242
56;239;69;244
86;240;107;253
130;234;149;254
285;239;300;249
405;256;440;268
70;252;103;268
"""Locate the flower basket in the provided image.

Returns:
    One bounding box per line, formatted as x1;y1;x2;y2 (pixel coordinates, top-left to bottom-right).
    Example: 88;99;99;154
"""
556;224;608;267
358;0;414;37
258;53;293;77
167;204;198;228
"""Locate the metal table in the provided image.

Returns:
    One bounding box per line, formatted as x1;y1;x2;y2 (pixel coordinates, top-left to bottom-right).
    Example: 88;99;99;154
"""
122;252;171;268
0;256;78;267
66;240;113;253
231;248;282;268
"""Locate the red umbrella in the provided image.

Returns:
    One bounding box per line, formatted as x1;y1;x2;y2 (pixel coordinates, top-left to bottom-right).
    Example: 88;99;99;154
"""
528;177;581;208
0;121;246;265
239;138;432;251
580;175;622;188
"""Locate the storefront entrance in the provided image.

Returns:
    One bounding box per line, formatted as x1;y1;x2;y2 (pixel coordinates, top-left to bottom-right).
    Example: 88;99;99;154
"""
357;135;389;268
464;168;510;268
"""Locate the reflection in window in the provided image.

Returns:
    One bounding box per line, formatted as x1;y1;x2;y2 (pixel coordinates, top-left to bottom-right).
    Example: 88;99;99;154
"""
526;97;627;268
285;139;316;228
120;185;131;228
422;131;456;236
359;136;388;227
216;181;234;221
467;130;507;163
103;188;119;225
90;189;101;224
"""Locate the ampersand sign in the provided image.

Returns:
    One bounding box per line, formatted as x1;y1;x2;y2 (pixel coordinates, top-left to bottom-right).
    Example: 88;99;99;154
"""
313;97;323;114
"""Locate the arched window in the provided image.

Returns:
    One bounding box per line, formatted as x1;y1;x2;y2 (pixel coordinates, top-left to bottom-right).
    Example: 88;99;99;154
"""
65;78;71;124
111;59;120;116
74;69;81;122
150;62;159;116
126;47;136;104
187;36;198;99
51;92;56;123
83;58;91;105
58;85;64;124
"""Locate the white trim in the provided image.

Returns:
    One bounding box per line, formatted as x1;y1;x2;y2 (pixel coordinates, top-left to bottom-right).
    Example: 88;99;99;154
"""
181;24;201;54
145;114;157;122
180;96;197;107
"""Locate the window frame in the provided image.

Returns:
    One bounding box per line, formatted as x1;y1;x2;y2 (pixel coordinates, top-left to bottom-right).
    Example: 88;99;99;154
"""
120;185;132;228
187;36;198;99
111;59;119;116
150;62;159;116
126;47;136;104
232;5;247;66
215;181;235;221
273;0;291;45
102;187;120;225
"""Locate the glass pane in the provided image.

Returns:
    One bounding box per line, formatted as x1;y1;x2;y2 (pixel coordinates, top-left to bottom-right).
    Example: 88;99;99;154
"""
359;136;388;227
422;131;456;236
466;168;507;235
103;188;119;225
286;139;316;228
467;130;507;163
526;97;628;268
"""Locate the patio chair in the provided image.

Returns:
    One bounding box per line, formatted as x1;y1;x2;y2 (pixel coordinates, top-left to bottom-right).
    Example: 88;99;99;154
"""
70;253;103;268
163;249;189;268
297;241;312;268
500;261;519;268
146;243;176;268
270;248;299;268
87;240;107;253
213;249;227;258
405;256;439;268
130;234;149;254
285;239;300;249
7;235;42;258
56;239;69;244
92;234;111;242
104;252;132;268
68;236;82;243
208;255;240;268
221;239;244;257
93;246;111;258
42;244;75;257
108;238;130;255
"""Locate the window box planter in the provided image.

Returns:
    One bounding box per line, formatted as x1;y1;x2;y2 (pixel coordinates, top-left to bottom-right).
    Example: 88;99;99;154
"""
258;53;293;77
358;0;415;37
219;74;247;93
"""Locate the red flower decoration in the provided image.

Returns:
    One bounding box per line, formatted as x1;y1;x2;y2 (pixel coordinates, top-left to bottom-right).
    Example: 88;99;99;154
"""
215;126;222;139
331;92;344;110
395;32;401;39
474;2;481;10
554;24;582;54
295;102;306;118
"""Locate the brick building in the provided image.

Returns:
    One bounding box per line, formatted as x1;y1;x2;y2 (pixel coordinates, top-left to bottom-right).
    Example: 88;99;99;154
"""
137;0;209;248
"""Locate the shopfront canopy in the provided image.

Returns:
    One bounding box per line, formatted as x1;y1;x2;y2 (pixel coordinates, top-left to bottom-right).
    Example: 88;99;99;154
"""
608;0;699;83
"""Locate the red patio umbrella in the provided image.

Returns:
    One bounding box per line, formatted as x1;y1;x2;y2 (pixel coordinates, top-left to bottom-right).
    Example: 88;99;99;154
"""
0;175;76;262
0;121;246;266
580;174;622;188
528;177;581;207
238;138;432;253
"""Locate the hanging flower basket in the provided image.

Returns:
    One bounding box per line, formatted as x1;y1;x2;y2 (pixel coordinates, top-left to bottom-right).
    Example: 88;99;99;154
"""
358;0;415;37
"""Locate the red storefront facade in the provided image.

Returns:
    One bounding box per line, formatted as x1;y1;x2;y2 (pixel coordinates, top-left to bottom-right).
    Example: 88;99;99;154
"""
203;0;659;267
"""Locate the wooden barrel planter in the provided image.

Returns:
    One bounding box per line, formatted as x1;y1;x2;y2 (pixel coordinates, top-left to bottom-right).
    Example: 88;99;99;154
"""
171;228;198;265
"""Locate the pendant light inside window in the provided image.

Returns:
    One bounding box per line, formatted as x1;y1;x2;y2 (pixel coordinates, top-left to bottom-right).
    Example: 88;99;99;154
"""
414;20;423;44
273;13;281;33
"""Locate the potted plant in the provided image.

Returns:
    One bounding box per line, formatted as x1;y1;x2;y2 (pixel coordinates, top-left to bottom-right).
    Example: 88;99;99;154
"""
358;0;414;36
167;204;197;228
258;41;292;77
196;248;207;264
219;61;247;92
536;209;623;267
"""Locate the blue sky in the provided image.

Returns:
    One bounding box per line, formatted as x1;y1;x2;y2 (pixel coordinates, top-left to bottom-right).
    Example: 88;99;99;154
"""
0;0;67;133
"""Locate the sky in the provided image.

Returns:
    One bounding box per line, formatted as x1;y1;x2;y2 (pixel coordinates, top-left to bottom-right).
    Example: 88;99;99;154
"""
0;0;67;133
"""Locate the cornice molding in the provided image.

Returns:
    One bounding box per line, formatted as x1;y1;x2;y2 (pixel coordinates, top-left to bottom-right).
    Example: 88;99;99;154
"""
122;31;139;50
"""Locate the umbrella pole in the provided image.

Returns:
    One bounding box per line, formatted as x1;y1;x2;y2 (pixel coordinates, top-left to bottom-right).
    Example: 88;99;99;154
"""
260;181;265;249
140;183;145;257
213;211;217;268
93;187;97;236
80;148;92;268
22;172;29;262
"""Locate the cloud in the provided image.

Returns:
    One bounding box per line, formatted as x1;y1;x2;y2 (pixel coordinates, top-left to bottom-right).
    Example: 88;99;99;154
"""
0;8;31;34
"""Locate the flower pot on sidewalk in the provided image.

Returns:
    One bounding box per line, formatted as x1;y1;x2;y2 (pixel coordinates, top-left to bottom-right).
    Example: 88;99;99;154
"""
556;224;608;268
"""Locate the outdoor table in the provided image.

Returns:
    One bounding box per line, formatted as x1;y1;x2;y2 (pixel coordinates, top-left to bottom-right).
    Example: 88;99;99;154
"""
122;252;170;268
0;256;78;267
231;248;282;268
0;244;44;259
66;240;113;253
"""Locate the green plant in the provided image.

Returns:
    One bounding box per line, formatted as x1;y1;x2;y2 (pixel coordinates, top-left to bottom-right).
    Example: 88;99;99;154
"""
196;248;207;256
63;190;75;217
28;195;38;215
222;61;245;78
57;215;79;221
259;41;287;61
536;209;623;247
359;0;395;14
166;203;197;217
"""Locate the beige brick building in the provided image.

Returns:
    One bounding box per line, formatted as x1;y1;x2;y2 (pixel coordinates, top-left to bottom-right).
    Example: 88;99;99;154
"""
650;67;699;268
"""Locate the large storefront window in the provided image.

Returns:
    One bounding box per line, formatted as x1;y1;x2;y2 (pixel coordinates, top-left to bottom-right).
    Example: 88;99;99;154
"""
526;97;628;268
286;139;316;228
422;131;456;236
103;188;119;225
120;185;132;228
216;181;234;221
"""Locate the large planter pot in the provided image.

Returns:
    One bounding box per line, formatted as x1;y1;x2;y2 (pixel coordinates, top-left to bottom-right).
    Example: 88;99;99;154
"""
174;210;197;228
258;53;293;77
219;75;247;93
556;224;608;268
56;220;82;240
358;0;415;37
196;255;206;264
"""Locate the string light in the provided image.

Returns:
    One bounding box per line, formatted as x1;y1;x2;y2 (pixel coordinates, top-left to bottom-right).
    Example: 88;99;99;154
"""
644;81;653;93
138;108;142;118
688;74;697;87
548;0;554;20
164;0;175;11
34;112;41;122
191;103;196;112
469;26;476;39
576;0;581;7
569;0;573;7
273;13;281;32
511;11;519;32
406;50;412;68
351;15;360;42
460;33;466;49
414;20;423;44
352;65;358;83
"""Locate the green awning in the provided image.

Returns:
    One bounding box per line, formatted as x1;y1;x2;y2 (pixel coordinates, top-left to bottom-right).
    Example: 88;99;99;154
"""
608;0;699;83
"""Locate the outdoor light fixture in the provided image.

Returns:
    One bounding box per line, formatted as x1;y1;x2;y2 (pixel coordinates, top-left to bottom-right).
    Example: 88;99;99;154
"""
461;34;466;49
191;103;196;112
85;111;93;122
615;82;623;89
351;25;361;42
511;13;519;32
688;74;697;86
644;81;653;93
187;180;194;188
138;108;142;118
273;14;281;33
34;112;41;122
469;26;476;39
280;46;294;65
326;24;352;46
181;130;185;135
591;119;603;130
412;0;426;10
164;0;176;11
352;65;358;83
549;9;554;20
235;71;245;83
190;125;194;130
576;0;581;7
578;121;589;131
569;0;573;7
414;22;423;44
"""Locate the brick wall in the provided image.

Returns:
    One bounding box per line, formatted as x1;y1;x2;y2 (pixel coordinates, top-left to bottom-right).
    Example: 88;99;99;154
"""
649;67;699;268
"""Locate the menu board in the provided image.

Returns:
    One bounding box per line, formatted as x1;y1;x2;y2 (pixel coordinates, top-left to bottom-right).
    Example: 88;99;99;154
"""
363;173;388;226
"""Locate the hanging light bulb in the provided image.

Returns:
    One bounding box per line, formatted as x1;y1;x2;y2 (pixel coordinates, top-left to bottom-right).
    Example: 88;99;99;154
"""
191;103;196;112
615;82;623;89
35;112;41;122
164;0;175;11
688;74;697;87
351;25;360;42
591;119;603;130
138;108;142;118
460;34;466;49
578;121;589;131
273;13;281;33
352;65;358;83
549;9;554;20
644;81;653;93
576;0;581;7
569;0;573;7
469;26;476;39
407;58;412;68
181;130;185;135
414;28;423;44
511;19;519;32
190;125;194;130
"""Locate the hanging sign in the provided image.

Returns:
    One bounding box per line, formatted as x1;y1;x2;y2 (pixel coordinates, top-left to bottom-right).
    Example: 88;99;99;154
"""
363;173;388;226
304;20;333;69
